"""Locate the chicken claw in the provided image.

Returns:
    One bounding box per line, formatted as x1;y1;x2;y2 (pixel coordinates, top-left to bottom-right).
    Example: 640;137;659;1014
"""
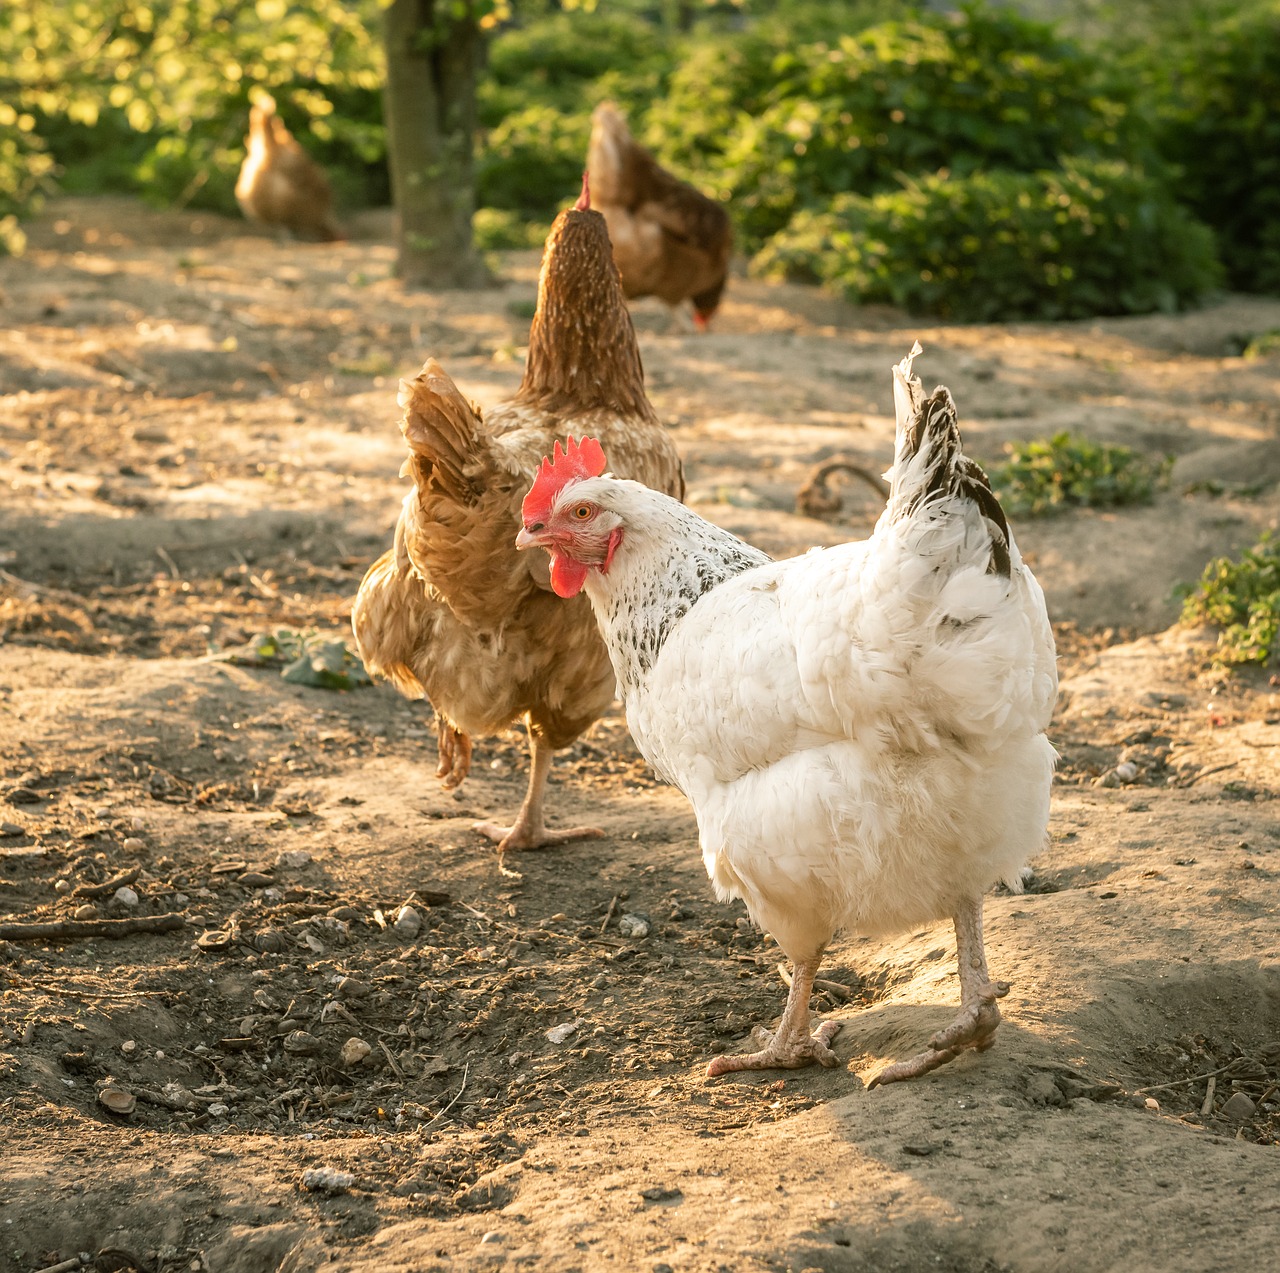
435;721;472;791
707;1019;842;1077
706;953;840;1076
867;980;1009;1088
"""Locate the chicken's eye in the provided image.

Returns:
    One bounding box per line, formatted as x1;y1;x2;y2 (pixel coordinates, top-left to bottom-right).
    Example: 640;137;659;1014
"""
571;504;594;520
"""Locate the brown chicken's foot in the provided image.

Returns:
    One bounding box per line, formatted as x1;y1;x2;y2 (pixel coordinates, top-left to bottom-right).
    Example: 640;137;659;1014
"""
472;820;605;852
867;981;1008;1088
707;1019;841;1077
435;722;472;792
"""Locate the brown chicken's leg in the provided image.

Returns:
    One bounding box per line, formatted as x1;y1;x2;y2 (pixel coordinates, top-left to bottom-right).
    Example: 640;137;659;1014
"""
435;716;472;791
472;723;604;873
868;895;1008;1088
706;953;842;1077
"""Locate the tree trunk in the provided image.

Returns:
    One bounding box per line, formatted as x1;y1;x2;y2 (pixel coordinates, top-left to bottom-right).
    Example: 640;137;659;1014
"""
382;0;490;288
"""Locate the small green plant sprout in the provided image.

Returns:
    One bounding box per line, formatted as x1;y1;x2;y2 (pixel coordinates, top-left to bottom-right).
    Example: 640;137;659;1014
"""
988;431;1172;517
1242;329;1280;361
216;627;373;690
1180;535;1280;667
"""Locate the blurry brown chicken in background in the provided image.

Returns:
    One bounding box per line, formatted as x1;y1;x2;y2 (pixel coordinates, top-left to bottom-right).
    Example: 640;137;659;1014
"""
235;99;343;243
351;178;683;875
587;103;733;330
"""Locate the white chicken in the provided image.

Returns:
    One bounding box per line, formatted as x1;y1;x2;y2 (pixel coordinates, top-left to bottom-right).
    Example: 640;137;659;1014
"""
515;346;1057;1084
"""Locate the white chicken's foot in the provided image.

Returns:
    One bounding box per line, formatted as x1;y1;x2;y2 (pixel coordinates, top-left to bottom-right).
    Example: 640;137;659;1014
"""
706;954;841;1076
868;895;1008;1088
472;731;602;875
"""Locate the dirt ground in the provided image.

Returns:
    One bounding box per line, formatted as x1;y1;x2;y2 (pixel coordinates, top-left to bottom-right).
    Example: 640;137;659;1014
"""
1;197;1278;1273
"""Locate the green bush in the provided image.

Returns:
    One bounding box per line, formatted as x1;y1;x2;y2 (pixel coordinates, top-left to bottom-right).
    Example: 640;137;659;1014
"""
480;12;667;127
754;160;1220;320
1153;1;1280;292
476;106;593;220
0;105;55;255
987;431;1172;517
1181;534;1280;665
473;207;551;250
655;3;1157;249
2;0;388;221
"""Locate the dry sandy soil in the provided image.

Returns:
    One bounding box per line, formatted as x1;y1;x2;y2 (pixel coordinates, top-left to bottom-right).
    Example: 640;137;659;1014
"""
1;198;1278;1273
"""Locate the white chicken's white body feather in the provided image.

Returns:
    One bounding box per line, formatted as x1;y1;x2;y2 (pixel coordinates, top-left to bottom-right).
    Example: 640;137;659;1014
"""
623;510;1055;961
574;350;1057;972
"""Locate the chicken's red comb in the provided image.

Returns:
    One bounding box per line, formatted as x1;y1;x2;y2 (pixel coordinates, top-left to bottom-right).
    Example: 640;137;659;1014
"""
575;170;591;212
522;436;607;524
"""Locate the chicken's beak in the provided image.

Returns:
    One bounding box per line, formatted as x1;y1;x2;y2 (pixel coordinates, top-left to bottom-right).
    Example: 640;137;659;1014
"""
515;526;546;551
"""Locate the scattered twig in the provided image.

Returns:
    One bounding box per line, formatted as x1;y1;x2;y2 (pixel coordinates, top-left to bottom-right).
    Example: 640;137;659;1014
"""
0;568;86;606
155;546;181;580
1200;1075;1217;1117
600;894;619;935
378;1039;405;1080
423;1061;469;1130
1134;1059;1253;1095
775;961;855;1001
8;976;165;1002
72;866;141;899
29;1257;87;1273
1177;761;1239;788
0;913;186;943
796;456;890;520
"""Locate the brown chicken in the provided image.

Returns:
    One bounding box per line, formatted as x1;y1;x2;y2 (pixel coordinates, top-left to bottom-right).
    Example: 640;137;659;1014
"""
587;103;733;330
351;180;683;874
235;99;343;243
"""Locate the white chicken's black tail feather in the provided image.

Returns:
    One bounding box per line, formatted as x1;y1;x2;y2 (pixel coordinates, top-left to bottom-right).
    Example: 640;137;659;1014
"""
889;344;1011;579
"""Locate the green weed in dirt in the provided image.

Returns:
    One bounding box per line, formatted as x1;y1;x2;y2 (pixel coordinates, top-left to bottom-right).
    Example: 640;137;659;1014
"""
1180;535;1280;666
989;431;1171;516
216;627;373;690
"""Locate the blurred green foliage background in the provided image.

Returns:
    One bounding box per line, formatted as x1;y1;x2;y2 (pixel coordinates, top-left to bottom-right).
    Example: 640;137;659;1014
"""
2;0;1276;319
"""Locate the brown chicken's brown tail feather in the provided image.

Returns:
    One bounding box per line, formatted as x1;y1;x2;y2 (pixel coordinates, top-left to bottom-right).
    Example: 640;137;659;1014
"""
397;359;484;504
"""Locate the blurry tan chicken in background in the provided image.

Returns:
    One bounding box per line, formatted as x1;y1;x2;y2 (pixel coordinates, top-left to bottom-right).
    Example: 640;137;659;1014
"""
235;98;344;243
587;102;733;330
351;179;683;875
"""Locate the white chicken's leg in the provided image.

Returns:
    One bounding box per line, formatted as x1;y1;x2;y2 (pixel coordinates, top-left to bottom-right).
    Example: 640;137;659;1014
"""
868;895;1009;1087
706;953;842;1077
472;723;604;870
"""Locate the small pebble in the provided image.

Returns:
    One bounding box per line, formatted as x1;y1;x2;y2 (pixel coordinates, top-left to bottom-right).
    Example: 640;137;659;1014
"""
546;1020;582;1045
1221;1092;1256;1121
282;1030;322;1056
395;904;422;938
207;1103;229;1117
122;837;145;853
113;886;140;907
276;850;312;869
339;1037;373;1068
334;976;371;1000
97;1086;136;1116
93;806;113;819
0;822;24;837
301;1167;355;1194
74;903;98;920
618;914;650;939
131;817;145;831
54;879;72;895
480;1232;504;1245
238;871;273;888
1144;1097;1160;1111
120;1040;136;1055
